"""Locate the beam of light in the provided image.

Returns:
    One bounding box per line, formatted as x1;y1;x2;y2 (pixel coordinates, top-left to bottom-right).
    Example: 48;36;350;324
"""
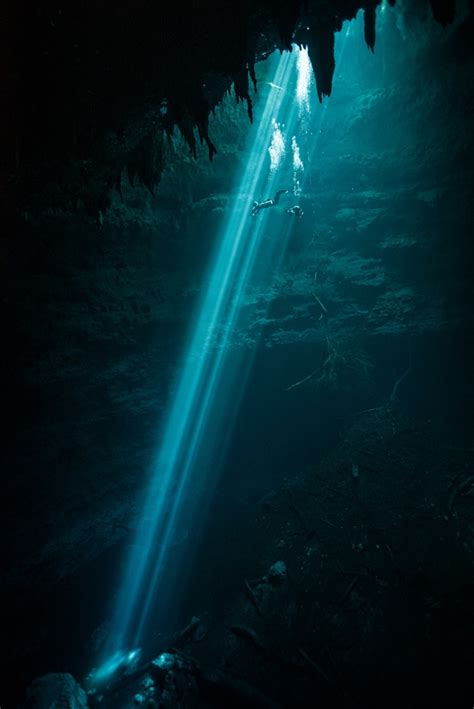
291;135;304;195
296;44;312;116
268;117;286;173
291;136;304;172
94;49;301;677
133;50;308;646
85;648;141;691
90;20;362;684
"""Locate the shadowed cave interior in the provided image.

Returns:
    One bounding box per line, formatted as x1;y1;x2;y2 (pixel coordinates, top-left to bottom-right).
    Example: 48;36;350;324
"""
3;0;474;707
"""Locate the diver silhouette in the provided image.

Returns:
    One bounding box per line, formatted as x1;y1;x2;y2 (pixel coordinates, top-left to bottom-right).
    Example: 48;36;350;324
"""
250;189;289;216
286;205;304;218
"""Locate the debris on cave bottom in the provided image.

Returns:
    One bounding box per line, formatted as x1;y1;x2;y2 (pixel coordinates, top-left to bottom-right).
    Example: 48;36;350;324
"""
95;648;280;709
267;560;287;587
149;650;279;709
174;614;209;646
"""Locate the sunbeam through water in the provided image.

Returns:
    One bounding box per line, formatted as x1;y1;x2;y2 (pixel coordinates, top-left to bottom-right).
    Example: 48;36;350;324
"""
91;35;351;687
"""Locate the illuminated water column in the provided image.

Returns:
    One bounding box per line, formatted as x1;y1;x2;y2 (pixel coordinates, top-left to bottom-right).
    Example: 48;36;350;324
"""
88;19;362;681
92;49;304;679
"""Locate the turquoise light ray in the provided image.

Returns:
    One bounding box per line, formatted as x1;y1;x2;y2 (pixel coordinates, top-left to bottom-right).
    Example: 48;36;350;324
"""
103;49;297;661
132;54;308;646
97;18;359;672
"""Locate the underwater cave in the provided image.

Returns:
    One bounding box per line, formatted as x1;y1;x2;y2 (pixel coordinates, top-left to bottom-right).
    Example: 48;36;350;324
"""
3;0;474;707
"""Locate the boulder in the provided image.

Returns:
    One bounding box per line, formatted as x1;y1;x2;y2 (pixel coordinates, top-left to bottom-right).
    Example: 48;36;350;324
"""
23;673;88;708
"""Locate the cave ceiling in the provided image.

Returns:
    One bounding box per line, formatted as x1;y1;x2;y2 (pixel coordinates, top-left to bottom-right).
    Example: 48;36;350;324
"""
11;0;457;216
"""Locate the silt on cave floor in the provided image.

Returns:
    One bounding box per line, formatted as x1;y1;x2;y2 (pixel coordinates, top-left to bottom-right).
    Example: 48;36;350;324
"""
3;1;474;707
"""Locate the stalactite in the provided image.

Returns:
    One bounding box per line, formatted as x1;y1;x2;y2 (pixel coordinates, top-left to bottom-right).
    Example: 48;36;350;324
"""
177;111;198;159
204;134;218;161
233;65;254;122
196;118;217;161
364;2;378;52
249;61;257;93
125;130;165;195
190;85;219;160
306;25;336;102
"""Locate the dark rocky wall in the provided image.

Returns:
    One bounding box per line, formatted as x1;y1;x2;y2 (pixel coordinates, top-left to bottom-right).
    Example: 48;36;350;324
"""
2;2;474;706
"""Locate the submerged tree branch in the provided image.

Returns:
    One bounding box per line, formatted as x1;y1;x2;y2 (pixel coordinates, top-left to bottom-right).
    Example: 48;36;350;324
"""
286;367;322;391
389;350;413;403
